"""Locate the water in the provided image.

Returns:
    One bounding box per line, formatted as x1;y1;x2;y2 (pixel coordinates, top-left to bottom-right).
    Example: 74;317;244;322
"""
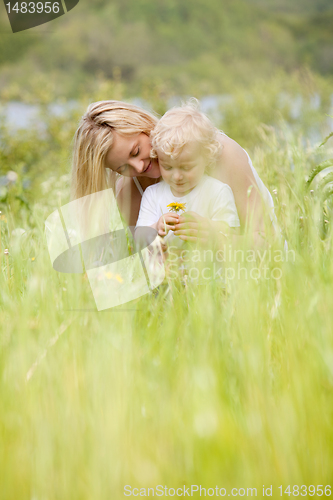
2;101;40;130
1;94;332;147
0;100;79;132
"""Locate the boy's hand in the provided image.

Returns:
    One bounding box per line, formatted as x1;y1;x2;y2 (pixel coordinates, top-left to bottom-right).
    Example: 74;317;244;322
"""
173;211;211;243
174;212;238;244
157;213;180;237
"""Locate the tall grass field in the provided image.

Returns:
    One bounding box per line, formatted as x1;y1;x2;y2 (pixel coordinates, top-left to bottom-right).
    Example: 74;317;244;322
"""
1;82;333;499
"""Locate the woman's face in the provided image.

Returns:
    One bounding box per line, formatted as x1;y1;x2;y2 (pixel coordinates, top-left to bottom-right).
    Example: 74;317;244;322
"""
105;132;161;179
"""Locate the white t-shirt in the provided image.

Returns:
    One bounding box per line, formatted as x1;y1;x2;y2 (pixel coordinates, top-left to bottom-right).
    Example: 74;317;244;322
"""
136;174;240;244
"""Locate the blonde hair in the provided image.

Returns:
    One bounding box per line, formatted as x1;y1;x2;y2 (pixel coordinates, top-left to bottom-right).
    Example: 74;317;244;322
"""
151;100;222;169
71;100;158;200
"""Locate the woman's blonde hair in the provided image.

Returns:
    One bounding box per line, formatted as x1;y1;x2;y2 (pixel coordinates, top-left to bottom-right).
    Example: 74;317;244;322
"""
150;100;222;169
71;100;158;200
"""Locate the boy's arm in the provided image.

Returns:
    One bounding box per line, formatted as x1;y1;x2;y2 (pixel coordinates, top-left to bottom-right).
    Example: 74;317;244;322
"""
174;184;240;243
135;189;180;235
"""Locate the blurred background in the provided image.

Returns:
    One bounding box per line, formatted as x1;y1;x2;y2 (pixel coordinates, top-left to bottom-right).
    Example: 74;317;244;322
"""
1;3;333;497
1;0;333;210
1;0;333;99
0;0;333;169
0;0;332;209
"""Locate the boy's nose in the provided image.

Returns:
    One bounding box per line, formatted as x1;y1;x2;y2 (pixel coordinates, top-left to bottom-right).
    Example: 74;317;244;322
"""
173;170;183;181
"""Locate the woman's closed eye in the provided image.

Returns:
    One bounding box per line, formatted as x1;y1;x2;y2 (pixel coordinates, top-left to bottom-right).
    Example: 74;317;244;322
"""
132;147;140;157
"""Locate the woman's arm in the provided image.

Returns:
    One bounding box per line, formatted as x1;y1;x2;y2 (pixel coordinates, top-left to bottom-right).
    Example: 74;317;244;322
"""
116;176;143;228
210;134;265;233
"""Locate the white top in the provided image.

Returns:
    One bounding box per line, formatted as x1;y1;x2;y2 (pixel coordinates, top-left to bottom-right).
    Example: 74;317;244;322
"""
133;176;144;196
243;149;278;230
136;174;240;245
220;132;278;231
239;143;286;247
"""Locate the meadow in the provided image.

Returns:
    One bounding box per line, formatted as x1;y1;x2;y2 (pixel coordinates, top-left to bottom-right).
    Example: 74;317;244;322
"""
1;75;333;498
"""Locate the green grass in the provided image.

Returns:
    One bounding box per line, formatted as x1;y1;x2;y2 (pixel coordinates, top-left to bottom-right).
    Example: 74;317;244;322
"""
1;98;333;499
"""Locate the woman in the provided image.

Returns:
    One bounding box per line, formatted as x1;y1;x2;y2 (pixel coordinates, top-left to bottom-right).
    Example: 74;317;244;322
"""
71;100;276;243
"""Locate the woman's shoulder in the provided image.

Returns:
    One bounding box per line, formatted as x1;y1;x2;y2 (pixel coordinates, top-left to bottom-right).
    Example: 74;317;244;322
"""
214;133;256;187
115;175;133;197
219;133;251;169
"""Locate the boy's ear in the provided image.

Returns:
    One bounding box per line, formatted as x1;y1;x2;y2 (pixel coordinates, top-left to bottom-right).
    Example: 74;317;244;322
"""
150;147;158;159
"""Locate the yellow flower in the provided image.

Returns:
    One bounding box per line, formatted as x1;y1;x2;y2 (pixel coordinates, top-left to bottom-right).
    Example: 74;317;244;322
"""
167;202;186;213
105;271;123;283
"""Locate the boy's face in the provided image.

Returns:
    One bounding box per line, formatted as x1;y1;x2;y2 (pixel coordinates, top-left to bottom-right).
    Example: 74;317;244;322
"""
158;142;206;197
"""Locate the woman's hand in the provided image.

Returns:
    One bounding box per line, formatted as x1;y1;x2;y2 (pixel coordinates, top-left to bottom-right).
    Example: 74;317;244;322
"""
173;211;212;243
157;213;180;237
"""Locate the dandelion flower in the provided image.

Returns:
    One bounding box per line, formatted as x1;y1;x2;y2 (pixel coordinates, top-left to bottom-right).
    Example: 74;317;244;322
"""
167;202;186;214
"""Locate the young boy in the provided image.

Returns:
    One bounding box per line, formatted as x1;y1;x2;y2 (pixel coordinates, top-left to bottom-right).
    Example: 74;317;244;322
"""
135;103;240;249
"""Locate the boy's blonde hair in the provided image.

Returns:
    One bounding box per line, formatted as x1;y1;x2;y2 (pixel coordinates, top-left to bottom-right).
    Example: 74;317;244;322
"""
151;100;222;169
